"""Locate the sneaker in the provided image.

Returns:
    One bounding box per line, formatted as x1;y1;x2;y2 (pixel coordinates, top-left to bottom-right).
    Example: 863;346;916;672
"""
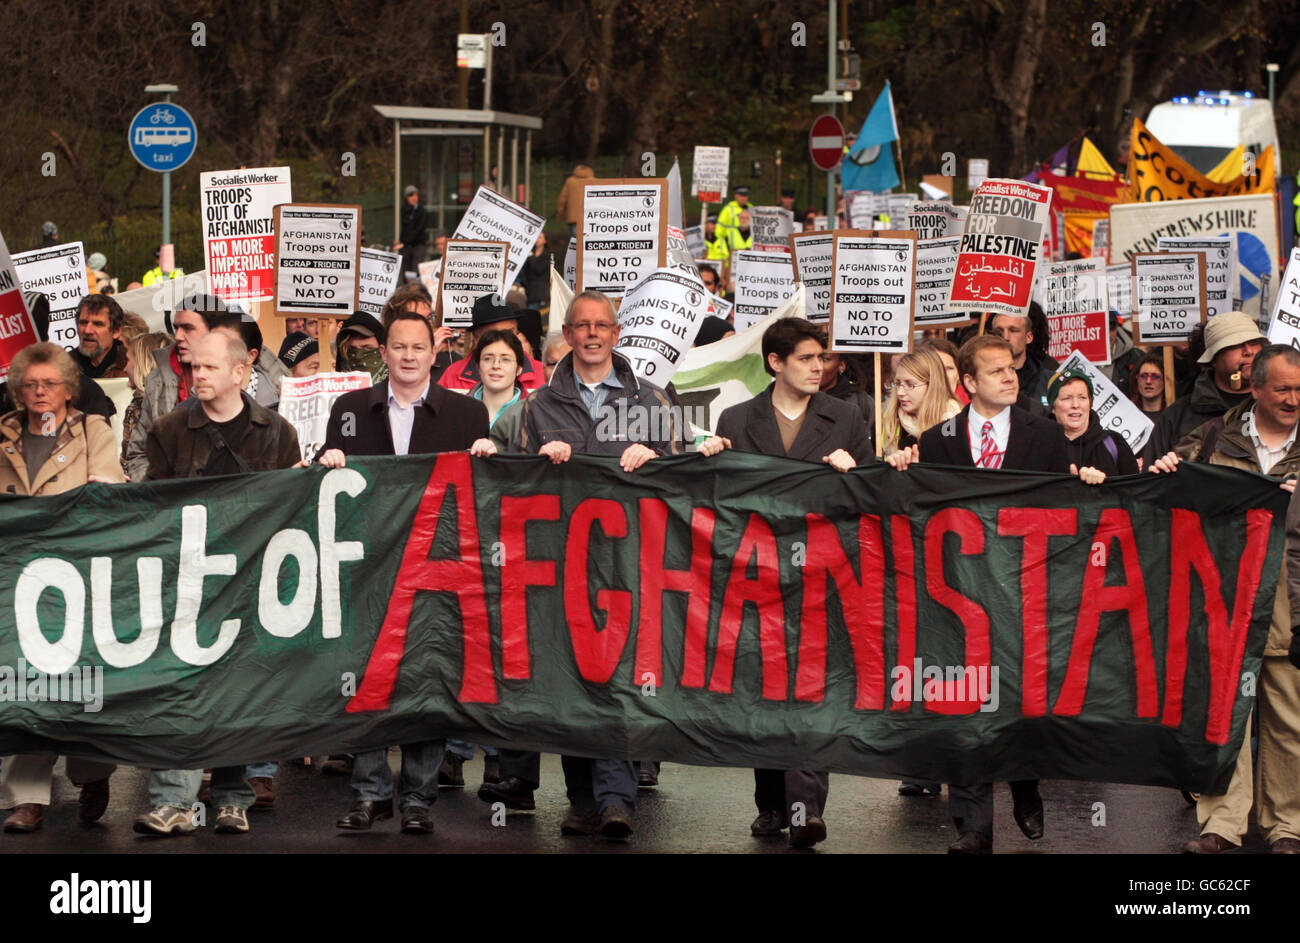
214;806;250;834
438;753;465;788
249;776;275;811
133;805;196;836
482;754;502;785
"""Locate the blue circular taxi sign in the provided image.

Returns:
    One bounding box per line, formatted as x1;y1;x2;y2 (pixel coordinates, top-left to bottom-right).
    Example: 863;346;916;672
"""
128;102;197;172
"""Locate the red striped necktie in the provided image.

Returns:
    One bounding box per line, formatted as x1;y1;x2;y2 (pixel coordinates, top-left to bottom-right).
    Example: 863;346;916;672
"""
978;419;1004;469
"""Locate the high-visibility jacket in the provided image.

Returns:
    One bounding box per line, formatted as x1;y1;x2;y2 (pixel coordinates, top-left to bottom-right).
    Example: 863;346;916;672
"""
716;199;748;238
142;266;184;286
726;228;753;253
705;230;731;261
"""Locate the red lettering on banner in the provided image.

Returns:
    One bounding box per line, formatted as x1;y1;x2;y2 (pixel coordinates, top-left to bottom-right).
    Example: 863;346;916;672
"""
924;509;990;714
637;499;715;691
498;494;561;680
889;514;918;710
1163;508;1273;743
1055;509;1157;717
997;508;1079;717
564;498;633;683
798;514;885;707
710;514;788;699
348;453;494;710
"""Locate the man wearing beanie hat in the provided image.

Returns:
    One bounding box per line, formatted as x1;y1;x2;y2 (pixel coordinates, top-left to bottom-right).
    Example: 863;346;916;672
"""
437;293;547;392
278;331;320;378
1143;311;1266;463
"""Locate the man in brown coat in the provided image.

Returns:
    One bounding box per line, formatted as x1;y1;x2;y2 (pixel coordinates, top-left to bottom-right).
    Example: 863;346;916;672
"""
556;164;594;235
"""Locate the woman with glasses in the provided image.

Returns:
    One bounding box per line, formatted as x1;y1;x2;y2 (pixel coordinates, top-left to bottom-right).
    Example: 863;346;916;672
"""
1127;352;1169;417
879;348;961;456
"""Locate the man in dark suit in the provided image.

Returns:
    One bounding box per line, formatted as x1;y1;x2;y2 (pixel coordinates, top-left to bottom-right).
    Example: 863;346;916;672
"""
708;317;874;849
318;310;489;834
888;332;1098;853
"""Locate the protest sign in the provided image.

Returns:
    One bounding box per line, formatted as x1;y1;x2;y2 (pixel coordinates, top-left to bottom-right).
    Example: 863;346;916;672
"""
278;371;372;463
709;294;734;322
1266;248;1300;349
789;231;835;323
436;240;509;329
685;225;705;259
418;259;441;298
200;166;292;304
1091;218;1109;260
690;146;730;202
1129;118;1275;203
0;452;1276;795
948;178;1052;317
357;247;401;319
614;267;709;385
904;201;966;239
563;237;577;289
1043;257;1110;364
577;178;668;300
830;230;917;353
0;231;37;377
273;204;362;317
750;206;795;251
452;186;544;285
1058;349;1155;453
845;190;876;230
1156;235;1234;319
1109;193;1277;317
664;225;698;278
1107;263;1133;318
1132;251;1207;346
731;250;797;331
967;158;989;188
12;241;86;347
886;193;918;221
913;237;967;328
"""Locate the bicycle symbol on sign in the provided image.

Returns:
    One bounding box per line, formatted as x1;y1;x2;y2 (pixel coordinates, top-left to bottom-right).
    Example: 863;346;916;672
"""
149;107;177;125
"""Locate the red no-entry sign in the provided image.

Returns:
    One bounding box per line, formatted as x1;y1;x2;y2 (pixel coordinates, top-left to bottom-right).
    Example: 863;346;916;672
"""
809;115;845;172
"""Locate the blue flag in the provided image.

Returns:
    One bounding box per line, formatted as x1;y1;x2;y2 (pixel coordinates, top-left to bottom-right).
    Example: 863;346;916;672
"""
842;82;900;193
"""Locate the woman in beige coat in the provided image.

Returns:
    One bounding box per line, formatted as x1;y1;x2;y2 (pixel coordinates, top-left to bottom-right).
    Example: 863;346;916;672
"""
0;342;123;833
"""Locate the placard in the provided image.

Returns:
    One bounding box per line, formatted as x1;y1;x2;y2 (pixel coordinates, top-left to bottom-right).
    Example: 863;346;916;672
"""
750;206;795;252
904;201;967;239
845;190;876;230
1091;218;1109;260
11;241;86;347
709;295;734;322
563;237;577;289
731;250;796;331
452;186;544;286
279;371;372;463
690;146;730;203
1155;235;1234;319
913;236;967;327
200;166;292;304
967;159;989;189
418;259;441;298
947;178;1052;317
830;230;918;353
685;225;705;259
1043;257;1110;364
1106;263;1133;319
1131;251;1207;346
789;231;834;324
886;193;918;221
576;178;668;300
273;204;362;317
1266;247;1300;349
614;268;710;384
357;247;402;318
436;240;509;328
1057;350;1154;453
0;230;38;378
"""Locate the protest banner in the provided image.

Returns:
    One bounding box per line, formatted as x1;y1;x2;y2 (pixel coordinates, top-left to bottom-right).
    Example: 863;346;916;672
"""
1043;257;1110;364
200;166;292;304
1091;218;1109;260
685;225;705;259
614;267;709;385
1107;263;1133;319
913;237;967;328
1057;349;1155;453
577;179;668;300
452;186;544;285
1109;193;1277;318
1266;248;1300;349
0;452;1277;795
0;231;38;377
12;241;86;347
904;201;966;239
691;146;730;203
1131;251;1207;346
948;178;1052;318
563;237;577;289
436;240;509;329
1156;235;1234;319
273;204;362;317
417;259;441;298
357;247;401;319
278;371;372;463
789;231;835;323
750;206;795;251
1128;117;1276;203
731;249;797;331
830;231;917;354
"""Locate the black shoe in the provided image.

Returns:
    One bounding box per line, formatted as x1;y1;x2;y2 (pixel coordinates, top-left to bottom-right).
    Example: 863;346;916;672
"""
789;816;827;848
336;799;393;830
750;810;789;837
599;805;635;840
482;755;502;785
438;754;465;788
477;776;536;810
320;754;354;776
400;806;434;834
949;831;993;854
898;782;924;796
637;761;659;789
561;807;602;836
1012;790;1045;840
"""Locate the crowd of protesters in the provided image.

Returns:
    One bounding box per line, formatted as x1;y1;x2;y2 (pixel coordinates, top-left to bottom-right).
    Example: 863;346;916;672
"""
1;226;1298;855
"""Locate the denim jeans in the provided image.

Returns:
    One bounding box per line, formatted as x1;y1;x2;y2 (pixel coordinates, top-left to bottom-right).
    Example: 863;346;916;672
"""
246;761;278;780
351;740;444;809
445;740;499;761
148;767;254;810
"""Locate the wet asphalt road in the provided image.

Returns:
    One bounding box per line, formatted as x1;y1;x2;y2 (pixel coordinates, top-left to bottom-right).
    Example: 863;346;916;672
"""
0;752;1276;854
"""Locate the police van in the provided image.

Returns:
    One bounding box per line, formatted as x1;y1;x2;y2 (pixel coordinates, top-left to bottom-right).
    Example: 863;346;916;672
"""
1145;91;1281;175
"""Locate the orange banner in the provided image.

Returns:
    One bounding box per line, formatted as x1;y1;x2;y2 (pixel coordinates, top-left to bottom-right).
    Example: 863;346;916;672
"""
1129;117;1275;202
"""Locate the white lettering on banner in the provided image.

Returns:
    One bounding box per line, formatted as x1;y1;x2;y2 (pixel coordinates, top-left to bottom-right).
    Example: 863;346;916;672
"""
830;234;918;353
200;166;292;304
1156;236;1234;319
1267;248;1300;351
578;181;666;299
12;241;87;348
452;186;544;286
614;267;710;383
439;240;509;328
357;247;401;318
274;205;362;315
1132;251;1207;346
1044;257;1111;365
791;232;835;324
731;250;797;331
1059;349;1153;453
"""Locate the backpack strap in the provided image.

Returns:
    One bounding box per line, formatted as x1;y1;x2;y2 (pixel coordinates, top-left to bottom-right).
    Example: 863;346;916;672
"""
1103;434;1118;465
1194;416;1226;464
